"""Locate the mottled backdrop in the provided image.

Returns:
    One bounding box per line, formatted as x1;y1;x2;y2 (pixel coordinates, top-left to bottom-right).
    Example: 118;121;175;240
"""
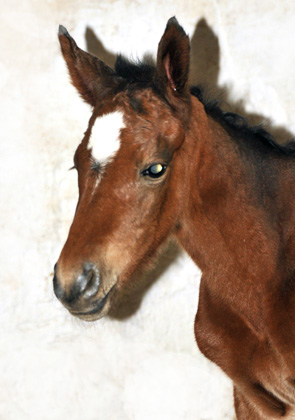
1;1;295;419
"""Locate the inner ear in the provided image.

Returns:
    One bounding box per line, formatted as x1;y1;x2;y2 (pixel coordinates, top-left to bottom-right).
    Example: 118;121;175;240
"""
163;53;176;91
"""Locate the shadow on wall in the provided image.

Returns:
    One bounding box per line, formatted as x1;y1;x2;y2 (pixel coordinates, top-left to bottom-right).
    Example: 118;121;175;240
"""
85;18;294;320
189;19;294;143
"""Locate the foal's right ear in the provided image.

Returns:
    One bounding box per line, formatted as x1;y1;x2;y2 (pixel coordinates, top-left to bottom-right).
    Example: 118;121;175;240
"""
155;17;190;99
58;25;117;107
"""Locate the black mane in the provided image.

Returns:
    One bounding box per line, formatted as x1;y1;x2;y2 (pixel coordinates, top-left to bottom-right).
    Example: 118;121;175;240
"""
190;86;295;157
115;56;295;156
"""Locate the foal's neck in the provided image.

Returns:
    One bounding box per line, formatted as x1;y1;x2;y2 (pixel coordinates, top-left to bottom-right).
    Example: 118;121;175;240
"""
175;96;279;318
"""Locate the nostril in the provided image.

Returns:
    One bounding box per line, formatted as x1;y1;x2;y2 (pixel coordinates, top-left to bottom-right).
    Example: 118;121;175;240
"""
77;262;100;299
53;262;101;305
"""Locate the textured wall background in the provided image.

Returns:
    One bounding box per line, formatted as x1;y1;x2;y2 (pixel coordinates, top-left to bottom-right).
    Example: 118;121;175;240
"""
1;1;295;419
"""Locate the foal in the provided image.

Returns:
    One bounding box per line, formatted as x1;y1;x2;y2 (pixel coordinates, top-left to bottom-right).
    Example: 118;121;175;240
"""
54;18;295;419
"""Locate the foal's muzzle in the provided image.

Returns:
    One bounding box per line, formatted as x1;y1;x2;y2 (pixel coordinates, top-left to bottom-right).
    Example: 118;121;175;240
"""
53;262;114;320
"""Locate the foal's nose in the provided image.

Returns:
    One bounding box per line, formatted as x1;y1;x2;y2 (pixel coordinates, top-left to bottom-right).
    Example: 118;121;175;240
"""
53;262;101;304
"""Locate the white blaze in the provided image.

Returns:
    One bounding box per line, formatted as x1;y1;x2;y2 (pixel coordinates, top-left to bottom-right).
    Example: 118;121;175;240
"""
88;111;125;164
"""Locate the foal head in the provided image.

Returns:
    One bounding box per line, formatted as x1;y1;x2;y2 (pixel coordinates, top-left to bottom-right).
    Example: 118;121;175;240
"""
54;18;192;320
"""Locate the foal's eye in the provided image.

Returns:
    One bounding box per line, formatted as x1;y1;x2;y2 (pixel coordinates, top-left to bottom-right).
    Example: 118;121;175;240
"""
142;163;167;179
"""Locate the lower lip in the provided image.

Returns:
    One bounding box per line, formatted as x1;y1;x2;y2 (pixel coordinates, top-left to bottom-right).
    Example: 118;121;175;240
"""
70;286;114;320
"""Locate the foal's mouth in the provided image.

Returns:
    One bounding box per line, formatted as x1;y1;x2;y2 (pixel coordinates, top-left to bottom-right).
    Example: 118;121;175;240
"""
69;284;116;322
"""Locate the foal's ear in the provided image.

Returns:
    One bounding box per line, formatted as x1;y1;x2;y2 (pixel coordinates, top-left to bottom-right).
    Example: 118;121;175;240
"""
58;25;117;107
156;17;190;98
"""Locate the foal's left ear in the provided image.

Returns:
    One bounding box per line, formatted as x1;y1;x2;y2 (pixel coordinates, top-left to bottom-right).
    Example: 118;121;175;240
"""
156;17;190;99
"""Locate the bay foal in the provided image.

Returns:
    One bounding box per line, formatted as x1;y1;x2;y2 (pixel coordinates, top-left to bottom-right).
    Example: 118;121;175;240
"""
54;18;295;418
